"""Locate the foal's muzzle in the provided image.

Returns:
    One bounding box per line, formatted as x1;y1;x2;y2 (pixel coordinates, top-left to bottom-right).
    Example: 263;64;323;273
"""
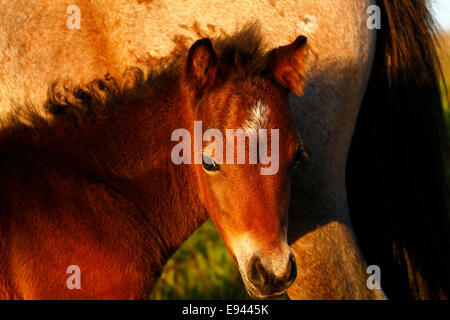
245;254;297;298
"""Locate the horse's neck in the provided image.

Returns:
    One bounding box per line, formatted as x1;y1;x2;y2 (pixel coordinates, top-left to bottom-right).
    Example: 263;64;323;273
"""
105;86;206;238
48;78;207;278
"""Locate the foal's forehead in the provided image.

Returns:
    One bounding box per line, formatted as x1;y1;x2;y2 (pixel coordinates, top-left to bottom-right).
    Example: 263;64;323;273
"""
242;100;270;135
206;76;300;155
231;77;290;129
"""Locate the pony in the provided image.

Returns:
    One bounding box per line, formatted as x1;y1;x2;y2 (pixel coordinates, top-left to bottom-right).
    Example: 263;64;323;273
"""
0;0;448;299
0;28;308;299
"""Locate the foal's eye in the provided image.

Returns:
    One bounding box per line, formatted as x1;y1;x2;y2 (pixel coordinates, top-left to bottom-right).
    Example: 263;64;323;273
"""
293;149;308;169
202;155;220;172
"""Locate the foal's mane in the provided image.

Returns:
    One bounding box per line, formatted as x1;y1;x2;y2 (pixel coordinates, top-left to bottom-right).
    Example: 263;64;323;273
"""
0;24;269;143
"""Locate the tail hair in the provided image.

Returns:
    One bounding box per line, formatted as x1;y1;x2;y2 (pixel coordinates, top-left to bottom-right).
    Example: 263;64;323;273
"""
347;0;450;299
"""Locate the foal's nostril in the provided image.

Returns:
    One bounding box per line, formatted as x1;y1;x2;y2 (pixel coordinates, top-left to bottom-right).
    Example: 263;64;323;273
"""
247;254;297;297
286;255;297;283
249;256;271;287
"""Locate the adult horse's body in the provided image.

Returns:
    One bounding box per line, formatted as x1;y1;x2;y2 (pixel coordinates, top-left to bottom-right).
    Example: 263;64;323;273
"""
0;0;448;299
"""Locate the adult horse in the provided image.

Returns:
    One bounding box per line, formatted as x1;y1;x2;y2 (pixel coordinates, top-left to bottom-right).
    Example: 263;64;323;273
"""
0;0;448;299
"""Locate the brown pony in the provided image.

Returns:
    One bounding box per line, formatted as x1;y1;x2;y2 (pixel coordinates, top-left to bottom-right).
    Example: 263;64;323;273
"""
0;30;308;299
1;0;447;300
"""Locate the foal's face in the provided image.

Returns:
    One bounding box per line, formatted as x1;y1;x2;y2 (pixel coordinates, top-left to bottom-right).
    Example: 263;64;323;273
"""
197;82;302;299
183;36;308;298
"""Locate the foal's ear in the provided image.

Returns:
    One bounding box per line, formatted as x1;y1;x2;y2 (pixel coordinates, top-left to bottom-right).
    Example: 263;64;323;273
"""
266;36;308;96
184;38;218;98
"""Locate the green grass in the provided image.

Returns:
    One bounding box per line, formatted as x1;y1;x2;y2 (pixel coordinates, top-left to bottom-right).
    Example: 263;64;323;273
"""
441;81;449;112
150;220;250;300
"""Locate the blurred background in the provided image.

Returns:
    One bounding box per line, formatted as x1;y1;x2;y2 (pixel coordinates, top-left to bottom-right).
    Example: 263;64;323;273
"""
150;1;450;300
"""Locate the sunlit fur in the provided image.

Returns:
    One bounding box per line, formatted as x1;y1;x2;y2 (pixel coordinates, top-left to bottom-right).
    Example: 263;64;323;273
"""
0;27;304;299
0;0;447;300
243;101;270;136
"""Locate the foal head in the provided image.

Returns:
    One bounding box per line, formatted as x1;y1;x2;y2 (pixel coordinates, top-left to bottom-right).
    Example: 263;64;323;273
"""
181;34;308;298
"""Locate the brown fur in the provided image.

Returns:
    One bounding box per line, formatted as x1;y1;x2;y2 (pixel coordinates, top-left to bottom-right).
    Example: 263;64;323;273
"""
0;27;305;299
2;0;446;300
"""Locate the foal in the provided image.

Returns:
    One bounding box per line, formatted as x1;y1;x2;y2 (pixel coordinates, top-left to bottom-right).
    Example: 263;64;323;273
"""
0;30;308;299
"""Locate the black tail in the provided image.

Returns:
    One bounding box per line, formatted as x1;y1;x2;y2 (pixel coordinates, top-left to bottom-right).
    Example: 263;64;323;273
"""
346;0;449;299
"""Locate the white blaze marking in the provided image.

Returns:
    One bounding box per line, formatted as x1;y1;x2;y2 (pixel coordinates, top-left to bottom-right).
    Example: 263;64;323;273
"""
243;100;270;136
